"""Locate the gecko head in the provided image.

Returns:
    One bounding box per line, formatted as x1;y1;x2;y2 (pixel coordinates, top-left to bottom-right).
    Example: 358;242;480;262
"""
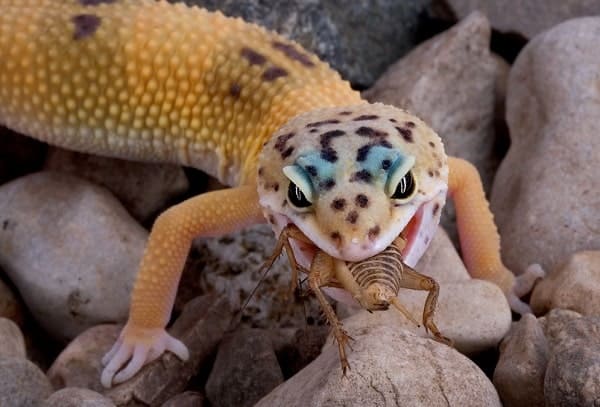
257;103;448;262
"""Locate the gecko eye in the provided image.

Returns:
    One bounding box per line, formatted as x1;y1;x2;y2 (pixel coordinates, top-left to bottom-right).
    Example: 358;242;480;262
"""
390;171;416;201
288;182;312;208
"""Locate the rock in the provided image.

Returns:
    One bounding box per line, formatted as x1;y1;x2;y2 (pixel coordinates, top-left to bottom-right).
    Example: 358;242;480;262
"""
206;328;283;407
0;276;23;325
271;326;330;378
45;148;189;223
0;318;26;359
106;295;232;406
162;391;205;407
538;308;583;350
493;314;548;407
0;172;147;340
178;224;322;330
541;311;600;406
256;321;501;406
42;388;116;407
531;251;600;316
436;0;600;39
491;18;600;276
171;0;430;87
48;325;121;392
364;12;502;192
0;357;53;407
414;226;470;282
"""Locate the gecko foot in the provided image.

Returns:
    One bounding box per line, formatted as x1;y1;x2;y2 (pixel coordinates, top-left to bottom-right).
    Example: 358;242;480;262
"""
507;263;546;315
100;323;189;388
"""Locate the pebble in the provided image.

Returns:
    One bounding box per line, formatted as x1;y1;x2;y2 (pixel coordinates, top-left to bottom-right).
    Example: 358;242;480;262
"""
0;357;53;407
491;17;600;275
256;322;501;406
206;327;283;407
0;172;147;340
106;295;232;406
493;314;548;407
45;148;189;223
531;251;600;316
42;387;116;407
0;318;26;359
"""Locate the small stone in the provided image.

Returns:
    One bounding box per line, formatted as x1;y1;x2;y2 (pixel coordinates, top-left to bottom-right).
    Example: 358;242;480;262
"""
491;17;600;275
531;251;600;315
42;387;115;407
493;314;548;407
0;357;53;406
206;327;283;407
45;148;189;223
256;319;501;406
0;172;147;340
0;318;26;359
106;295;232;406
162;391;205;407
48;325;121;392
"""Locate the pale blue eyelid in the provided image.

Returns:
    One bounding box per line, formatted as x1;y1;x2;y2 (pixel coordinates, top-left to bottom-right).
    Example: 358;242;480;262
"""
283;165;314;203
385;155;416;197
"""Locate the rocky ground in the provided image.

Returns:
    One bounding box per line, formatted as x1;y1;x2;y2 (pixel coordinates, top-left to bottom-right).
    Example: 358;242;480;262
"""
0;1;599;406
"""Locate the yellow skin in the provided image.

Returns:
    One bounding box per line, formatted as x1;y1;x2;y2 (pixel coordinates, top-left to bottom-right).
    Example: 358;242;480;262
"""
0;0;543;387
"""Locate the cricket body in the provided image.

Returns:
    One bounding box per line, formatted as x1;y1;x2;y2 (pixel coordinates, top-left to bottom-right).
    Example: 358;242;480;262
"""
0;0;543;388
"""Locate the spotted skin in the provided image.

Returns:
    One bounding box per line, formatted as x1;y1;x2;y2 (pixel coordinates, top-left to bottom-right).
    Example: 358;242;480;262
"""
0;0;542;389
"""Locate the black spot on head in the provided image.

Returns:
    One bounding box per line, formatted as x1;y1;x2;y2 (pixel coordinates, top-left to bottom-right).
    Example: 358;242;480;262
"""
350;169;372;183
331;198;346;211
330;231;342;243
368;225;380;240
240;47;267;66
273;183;279;192
355;127;388;138
274;132;295;153
389;118;397;123
356;144;371;162
229;83;241;98
305;165;318;177
346;211;359;224
319;178;336;191
395;127;413;142
429;141;435;148
320;130;345;148
281;146;294;159
353;115;379;121
258;167;264;176
72;14;102;40
307;119;340;128
262;66;288;81
381;159;392;170
309;128;318;133
433;203;440;216
282;199;288;207
355;194;369;208
339;111;352;116
272;41;315;67
79;0;115;5
320;148;338;163
405;121;416;128
428;170;435;177
376;139;393;148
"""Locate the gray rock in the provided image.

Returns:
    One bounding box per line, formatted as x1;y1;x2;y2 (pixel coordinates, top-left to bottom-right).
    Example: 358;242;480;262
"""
538;308;583;350
437;0;600;39
48;325;121;393
364;12;502;192
531;251;600;316
0;357;53;407
45;148;189;223
206;328;283;407
414;226;470;282
0;318;26;359
162;391;205;407
106;295;232;406
256;319;501;407
491;17;600;276
541;312;600;406
493;314;548;407
170;0;430;87
42;388;115;407
0;172;147;340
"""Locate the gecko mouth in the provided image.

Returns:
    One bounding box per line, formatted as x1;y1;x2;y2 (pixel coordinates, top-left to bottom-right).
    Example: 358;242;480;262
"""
398;204;425;258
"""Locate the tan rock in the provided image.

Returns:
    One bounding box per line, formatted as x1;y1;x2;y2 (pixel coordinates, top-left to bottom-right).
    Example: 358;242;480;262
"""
0;357;53;407
491;17;600;275
0;318;26;359
531;251;600;316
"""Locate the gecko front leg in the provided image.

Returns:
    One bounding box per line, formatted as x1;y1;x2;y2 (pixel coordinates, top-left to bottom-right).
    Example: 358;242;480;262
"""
101;185;265;388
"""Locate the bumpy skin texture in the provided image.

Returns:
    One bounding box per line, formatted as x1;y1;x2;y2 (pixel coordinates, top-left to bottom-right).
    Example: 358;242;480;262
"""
0;0;538;388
